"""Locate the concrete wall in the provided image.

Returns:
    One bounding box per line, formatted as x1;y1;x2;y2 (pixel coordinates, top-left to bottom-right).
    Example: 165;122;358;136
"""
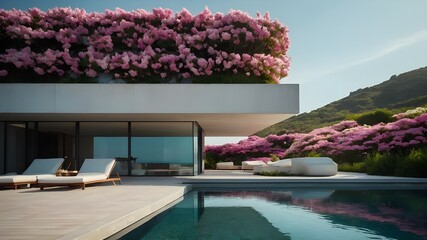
0;123;4;174
0;84;299;114
5;124;26;173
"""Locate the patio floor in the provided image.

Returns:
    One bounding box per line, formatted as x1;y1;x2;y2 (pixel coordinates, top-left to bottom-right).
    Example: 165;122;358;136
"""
0;171;426;240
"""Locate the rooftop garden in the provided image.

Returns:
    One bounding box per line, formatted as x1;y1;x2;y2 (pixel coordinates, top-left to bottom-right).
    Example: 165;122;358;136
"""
0;8;290;83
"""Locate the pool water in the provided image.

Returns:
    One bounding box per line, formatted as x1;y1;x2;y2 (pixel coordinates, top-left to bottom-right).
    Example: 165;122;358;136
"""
115;188;427;240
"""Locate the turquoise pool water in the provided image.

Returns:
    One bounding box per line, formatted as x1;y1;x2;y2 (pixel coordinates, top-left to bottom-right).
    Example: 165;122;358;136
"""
115;188;427;240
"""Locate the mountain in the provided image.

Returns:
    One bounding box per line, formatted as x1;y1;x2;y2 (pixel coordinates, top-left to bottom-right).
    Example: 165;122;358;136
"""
256;66;427;136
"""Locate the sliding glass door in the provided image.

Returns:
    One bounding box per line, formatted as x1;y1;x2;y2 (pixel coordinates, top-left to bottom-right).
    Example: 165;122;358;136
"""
0;121;203;176
79;122;128;175
131;122;194;176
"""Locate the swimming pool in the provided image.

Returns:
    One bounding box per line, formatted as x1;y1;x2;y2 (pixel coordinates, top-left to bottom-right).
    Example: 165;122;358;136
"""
112;188;427;240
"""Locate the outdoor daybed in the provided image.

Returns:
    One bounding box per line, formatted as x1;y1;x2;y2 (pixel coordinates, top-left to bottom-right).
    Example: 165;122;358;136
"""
253;159;292;174
38;158;121;190
216;162;241;170
291;157;337;176
0;158;64;190
253;157;337;176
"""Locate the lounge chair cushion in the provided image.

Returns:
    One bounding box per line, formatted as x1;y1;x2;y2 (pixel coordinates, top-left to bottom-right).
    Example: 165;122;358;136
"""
23;158;64;175
78;158;116;176
37;174;107;184
37;159;119;190
0;175;37;183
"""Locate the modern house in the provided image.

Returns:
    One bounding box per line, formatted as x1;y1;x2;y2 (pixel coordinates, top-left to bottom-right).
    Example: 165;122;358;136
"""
0;83;298;176
0;8;298;176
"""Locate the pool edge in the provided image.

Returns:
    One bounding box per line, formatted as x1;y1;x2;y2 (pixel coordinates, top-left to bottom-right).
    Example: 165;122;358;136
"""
57;185;192;240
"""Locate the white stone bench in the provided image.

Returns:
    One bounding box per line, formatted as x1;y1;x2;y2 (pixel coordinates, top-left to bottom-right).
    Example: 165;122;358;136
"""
253;157;337;176
290;157;337;176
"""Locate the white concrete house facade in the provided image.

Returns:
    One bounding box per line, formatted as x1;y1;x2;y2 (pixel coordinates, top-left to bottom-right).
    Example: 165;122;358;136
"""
0;83;299;176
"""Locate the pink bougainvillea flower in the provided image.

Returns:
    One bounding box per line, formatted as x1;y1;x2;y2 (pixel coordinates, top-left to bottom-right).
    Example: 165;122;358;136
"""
0;7;290;83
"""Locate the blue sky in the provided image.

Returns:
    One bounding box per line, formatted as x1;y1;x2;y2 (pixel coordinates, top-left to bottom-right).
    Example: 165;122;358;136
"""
2;0;427;144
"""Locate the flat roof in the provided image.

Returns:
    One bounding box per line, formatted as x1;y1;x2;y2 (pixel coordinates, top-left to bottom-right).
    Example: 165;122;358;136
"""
0;84;299;136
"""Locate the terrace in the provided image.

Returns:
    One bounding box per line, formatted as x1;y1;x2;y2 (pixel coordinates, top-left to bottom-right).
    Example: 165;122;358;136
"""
1;171;426;239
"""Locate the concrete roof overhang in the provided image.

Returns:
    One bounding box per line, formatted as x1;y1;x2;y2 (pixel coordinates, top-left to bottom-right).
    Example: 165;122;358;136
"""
0;83;299;136
0;113;294;136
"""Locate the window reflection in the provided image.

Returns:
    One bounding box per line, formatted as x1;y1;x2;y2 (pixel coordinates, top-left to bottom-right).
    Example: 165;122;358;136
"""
0;121;202;176
79;122;128;175
131;122;194;176
37;122;76;171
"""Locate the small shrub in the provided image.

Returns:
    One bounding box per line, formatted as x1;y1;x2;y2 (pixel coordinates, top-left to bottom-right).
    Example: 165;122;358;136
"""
332;151;365;164
351;109;394;126
255;171;293;176
203;158;217;170
270;154;280;162
338;162;365;172
364;152;399;176
363;147;427;177
395;147;427;178
306;151;322;157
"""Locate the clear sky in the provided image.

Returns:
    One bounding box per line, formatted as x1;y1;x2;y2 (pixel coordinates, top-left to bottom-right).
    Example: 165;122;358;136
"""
2;0;427;145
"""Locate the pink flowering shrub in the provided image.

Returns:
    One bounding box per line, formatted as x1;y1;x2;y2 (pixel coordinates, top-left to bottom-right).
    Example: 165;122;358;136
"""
205;113;427;169
0;7;290;83
205;135;293;165
282;115;426;164
393;107;427;119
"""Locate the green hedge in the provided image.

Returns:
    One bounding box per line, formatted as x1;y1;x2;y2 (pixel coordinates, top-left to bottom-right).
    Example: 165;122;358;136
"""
363;147;427;177
349;109;394;126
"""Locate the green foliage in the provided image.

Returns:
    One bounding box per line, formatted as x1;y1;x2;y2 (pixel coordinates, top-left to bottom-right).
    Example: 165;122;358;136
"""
256;66;427;136
365;152;400;176
306;151;322;157
338;162;365;173
203;158;217;170
255;171;293;176
270;154;279;162
362;147;427;178
395;147;427;178
350;109;394;126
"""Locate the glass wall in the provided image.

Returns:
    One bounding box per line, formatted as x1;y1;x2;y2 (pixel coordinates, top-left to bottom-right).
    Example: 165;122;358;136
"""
37;122;76;170
5;122;26;174
193;123;199;175
197;123;205;174
79;122;128;175
0;121;203;176
131;122;194;176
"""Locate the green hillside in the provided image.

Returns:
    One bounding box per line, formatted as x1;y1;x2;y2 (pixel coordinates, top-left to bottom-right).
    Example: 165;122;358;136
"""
256;66;427;136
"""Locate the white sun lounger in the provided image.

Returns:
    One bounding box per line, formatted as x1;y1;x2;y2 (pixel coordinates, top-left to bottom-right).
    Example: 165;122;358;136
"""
0;158;64;190
38;158;121;190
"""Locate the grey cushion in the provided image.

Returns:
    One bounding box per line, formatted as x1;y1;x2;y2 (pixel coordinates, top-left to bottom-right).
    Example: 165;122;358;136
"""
23;158;64;175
